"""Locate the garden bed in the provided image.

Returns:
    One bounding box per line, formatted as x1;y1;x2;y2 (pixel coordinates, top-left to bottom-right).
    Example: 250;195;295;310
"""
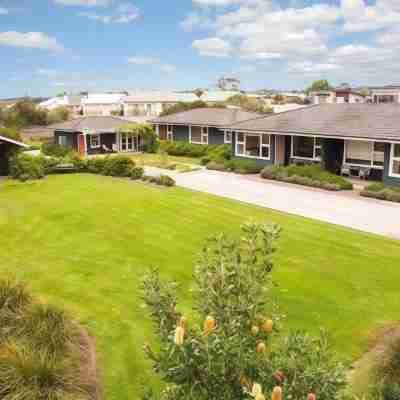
260;164;353;191
361;183;400;203
206;159;263;174
0;279;100;399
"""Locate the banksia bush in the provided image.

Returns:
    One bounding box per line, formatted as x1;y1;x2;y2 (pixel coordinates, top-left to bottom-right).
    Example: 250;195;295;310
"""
141;223;346;400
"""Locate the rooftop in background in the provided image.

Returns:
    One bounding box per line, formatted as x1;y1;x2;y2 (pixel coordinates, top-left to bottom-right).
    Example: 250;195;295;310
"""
124;92;199;103
151;107;261;127
82;93;126;105
52;116;130;133
228;103;400;142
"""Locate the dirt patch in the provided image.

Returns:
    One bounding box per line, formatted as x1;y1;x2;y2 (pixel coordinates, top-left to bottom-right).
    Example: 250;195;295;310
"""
78;326;103;400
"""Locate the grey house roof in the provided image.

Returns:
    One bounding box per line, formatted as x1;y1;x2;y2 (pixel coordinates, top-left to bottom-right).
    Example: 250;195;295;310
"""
151;108;261;127
53;116;130;133
228;104;400;142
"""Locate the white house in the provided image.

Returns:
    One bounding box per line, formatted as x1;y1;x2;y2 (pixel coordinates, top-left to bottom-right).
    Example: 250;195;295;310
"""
82;93;126;117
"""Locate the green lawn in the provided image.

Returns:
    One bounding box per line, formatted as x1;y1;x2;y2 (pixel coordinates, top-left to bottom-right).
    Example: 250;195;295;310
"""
1;174;400;399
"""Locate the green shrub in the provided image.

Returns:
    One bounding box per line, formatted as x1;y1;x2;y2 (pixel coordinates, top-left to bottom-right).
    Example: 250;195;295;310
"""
160;141;231;160
9;153;46;181
87;157;108;174
41;141;70;158
102;155;135;177
225;159;263;174
159;175;175;187
361;184;400;203
207;144;232;163
206;161;227;171
261;164;353;190
131;166;144;180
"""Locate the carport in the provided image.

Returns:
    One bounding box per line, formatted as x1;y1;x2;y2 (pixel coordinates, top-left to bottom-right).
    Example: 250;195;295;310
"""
0;135;28;176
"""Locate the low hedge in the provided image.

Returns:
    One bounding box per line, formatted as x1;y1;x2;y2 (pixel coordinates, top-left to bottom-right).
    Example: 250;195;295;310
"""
141;174;176;187
160;141;232;161
206;158;263;174
260;164;353;191
41;141;71;158
361;183;400;203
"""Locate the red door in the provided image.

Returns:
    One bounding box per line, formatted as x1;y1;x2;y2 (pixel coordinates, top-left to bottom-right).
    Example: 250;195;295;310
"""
78;134;85;156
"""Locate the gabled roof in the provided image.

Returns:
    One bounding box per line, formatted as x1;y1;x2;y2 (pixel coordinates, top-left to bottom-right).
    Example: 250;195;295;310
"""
228;104;400;142
53;116;130;133
0;135;28;148
151;108;261;127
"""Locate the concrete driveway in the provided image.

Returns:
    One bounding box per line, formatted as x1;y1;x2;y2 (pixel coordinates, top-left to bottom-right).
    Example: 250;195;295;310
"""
145;167;400;240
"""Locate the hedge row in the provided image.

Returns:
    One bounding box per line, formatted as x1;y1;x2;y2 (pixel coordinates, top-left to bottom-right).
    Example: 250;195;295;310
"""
260;164;353;191
9;153;175;187
206;159;263;174
361;182;400;203
160;141;232;161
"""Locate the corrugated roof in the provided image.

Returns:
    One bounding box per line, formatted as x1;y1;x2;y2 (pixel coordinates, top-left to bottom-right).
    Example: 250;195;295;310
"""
124;92;198;103
53;116;130;132
228;104;400;142
151;108;261;127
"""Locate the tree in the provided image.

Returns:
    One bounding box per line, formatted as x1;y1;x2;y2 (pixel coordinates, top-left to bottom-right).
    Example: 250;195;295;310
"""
47;106;70;124
307;80;332;93
226;95;273;114
0;127;21;141
194;89;204;99
141;223;346;400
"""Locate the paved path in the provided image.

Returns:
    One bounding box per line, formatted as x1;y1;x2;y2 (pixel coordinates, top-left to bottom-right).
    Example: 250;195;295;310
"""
145;167;400;240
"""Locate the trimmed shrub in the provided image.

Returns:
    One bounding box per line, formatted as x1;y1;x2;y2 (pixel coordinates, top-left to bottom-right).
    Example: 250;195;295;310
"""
159;175;175;187
131;166;144;180
160;141;231;161
206;161;227;171
9;153;46;181
207;158;262;174
41;141;70;158
87;157;108;174
361;183;400;203
102;155;135;177
261;164;353;191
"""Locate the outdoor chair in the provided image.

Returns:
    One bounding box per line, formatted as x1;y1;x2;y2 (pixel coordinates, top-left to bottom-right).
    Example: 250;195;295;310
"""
341;164;351;177
359;167;371;180
102;144;112;153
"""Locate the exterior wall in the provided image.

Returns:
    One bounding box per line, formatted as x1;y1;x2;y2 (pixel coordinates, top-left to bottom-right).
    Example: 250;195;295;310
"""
173;125;190;142
83;104;121;116
54;131;79;151
158;125;167;140
123;102;163;117
231;132;275;166
372;91;400;104
208;127;224;145
86;133;117;155
383;143;400;186
0;142;17;175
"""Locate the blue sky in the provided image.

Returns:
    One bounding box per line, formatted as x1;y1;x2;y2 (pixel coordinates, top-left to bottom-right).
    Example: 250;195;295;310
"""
1;0;400;98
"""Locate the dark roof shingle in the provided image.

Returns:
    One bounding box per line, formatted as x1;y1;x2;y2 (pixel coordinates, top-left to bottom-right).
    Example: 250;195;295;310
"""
151;108;261;127
53;116;130;132
229;104;400;142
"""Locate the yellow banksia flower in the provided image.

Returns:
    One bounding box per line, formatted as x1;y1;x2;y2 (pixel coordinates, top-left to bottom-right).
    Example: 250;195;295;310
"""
179;316;187;330
203;316;216;335
251;325;260;336
256;393;266;400
174;326;185;346
272;386;282;400
252;383;263;398
256;341;266;353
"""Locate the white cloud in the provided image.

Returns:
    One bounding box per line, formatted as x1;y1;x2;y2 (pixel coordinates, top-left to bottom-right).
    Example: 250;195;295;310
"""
341;0;400;32
180;13;213;31
78;3;139;23
288;61;341;74
160;64;177;73
0;32;63;52
54;0;111;6
0;7;8;14
128;56;160;64
192;37;232;57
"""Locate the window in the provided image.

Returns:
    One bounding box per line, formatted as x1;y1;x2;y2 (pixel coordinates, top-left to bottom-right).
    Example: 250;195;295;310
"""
58;135;67;147
167;125;173;141
90;134;100;148
344;141;385;168
292;136;321;160
146;104;152;116
224;131;232;144
390;144;400;177
235;133;270;160
190;126;208;144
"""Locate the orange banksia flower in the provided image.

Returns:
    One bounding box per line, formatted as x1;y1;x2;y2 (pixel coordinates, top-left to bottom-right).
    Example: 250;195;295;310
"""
308;393;316;400
262;319;274;333
203;316;216;335
271;386;282;400
251;325;260;335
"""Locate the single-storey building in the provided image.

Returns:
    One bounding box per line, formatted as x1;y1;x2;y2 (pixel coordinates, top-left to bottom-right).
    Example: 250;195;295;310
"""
53;116;142;156
152;104;400;186
151;108;261;146
0;135;28;175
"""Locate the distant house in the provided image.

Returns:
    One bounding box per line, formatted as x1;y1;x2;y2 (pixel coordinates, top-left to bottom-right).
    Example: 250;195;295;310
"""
151;108;261;146
369;85;400;104
311;89;365;105
53;116;141;156
0;135;28;175
152;104;400;186
38;95;83;115
82;94;126;117
122;92;199;120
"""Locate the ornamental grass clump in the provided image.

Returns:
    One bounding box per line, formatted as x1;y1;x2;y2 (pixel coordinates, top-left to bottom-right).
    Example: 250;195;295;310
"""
141;222;346;400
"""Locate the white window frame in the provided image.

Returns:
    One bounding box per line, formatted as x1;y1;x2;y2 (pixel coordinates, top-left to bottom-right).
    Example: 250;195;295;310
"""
58;135;67;146
291;136;321;161
167;125;173;141
389;143;400;178
343;140;385;170
190;126;209;145
90;134;100;149
235;132;271;160
224;131;232;144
